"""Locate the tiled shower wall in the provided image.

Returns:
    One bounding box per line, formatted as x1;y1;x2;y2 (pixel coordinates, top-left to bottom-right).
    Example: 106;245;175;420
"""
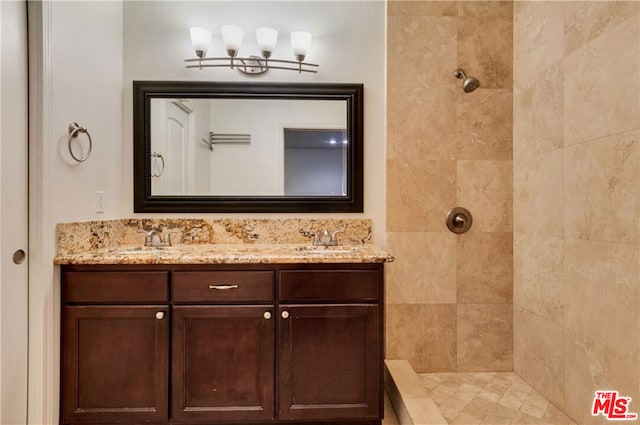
386;1;513;372
513;2;640;424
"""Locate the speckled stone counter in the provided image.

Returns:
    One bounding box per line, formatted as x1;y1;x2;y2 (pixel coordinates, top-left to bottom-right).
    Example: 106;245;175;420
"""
54;218;393;265
54;243;393;265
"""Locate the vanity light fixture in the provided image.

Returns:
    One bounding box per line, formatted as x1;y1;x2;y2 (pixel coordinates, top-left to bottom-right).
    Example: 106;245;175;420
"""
185;26;318;74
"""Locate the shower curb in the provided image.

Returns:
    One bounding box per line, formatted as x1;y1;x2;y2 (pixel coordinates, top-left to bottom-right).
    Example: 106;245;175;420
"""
384;360;447;425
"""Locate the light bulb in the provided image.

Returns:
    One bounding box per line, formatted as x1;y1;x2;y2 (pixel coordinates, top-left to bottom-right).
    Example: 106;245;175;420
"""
290;31;312;62
190;27;212;58
256;27;278;59
221;25;244;57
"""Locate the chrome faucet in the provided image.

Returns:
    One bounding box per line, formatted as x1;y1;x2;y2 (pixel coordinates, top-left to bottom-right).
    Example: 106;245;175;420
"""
300;228;344;247
137;227;181;247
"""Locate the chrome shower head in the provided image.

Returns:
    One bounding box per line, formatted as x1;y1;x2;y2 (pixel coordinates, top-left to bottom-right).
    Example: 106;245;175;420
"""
454;68;480;93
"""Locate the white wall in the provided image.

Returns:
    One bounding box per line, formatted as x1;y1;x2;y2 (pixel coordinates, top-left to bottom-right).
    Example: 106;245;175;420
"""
50;2;124;222
28;2;123;423
122;1;386;244
1;2;29;423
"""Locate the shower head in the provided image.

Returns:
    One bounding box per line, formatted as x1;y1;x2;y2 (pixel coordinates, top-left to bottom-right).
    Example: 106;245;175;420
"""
454;68;480;93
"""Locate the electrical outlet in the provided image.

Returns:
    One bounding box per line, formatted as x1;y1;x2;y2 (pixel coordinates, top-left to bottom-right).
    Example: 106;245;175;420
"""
96;191;105;214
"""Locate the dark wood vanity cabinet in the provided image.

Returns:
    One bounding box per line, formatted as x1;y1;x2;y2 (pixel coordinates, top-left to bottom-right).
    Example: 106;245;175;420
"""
60;264;384;425
61;272;170;424
172;306;275;422
278;304;379;420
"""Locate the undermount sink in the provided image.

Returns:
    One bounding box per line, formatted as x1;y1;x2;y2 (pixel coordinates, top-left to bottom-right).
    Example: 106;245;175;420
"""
293;245;361;253
106;246;183;255
103;244;363;256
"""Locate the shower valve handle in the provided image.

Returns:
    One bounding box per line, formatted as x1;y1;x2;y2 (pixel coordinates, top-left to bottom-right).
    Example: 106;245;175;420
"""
446;207;473;234
453;214;466;227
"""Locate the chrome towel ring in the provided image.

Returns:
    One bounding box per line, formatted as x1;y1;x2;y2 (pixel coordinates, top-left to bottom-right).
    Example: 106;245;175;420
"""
67;122;93;162
151;152;165;177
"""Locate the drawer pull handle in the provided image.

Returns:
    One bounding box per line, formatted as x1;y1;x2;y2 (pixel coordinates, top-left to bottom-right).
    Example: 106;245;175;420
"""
281;311;290;319
264;312;272;320
208;284;239;290
156;312;165;320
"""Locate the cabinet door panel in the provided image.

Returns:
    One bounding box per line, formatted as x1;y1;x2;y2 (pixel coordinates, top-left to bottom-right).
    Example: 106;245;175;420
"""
279;304;380;420
172;306;275;422
61;306;169;424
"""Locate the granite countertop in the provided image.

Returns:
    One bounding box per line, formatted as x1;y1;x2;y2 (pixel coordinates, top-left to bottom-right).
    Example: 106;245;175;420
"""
54;243;394;265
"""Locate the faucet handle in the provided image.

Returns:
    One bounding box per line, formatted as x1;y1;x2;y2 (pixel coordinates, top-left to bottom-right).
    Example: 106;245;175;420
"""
300;229;317;238
137;228;154;245
300;229;321;245
162;229;182;246
330;228;345;243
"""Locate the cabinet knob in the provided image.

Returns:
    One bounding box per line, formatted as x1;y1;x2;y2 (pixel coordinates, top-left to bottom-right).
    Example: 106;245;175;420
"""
156;312;165;320
281;311;290;319
263;312;272;320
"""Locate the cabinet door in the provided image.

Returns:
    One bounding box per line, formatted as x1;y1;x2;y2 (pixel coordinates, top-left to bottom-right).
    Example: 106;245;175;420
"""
278;304;380;420
61;306;169;424
172;306;275;422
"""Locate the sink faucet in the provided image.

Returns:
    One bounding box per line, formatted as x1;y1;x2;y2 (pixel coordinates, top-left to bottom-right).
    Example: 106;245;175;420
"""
137;227;181;247
300;228;345;247
138;228;162;247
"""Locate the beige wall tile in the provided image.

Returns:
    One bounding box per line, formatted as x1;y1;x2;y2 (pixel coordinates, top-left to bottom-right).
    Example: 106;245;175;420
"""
458;16;513;89
387;85;457;161
513;3;640;422
513;1;531;18
513;232;564;324
564;14;640;145
386;304;426;372
457;232;513;304
513;149;563;237
388;1;458;17
419;304;458;372
513;63;564;162
458;160;512;232
513;1;564;90
456;89;513;161
564;1;640;55
386;0;513;379
387;159;456;232
386;232;457;304
565;238;639;357
387;304;458;373
513;307;564;410
564;130;639;243
458;1;512;18
457;304;513;371
564;331;640;425
388;15;457;89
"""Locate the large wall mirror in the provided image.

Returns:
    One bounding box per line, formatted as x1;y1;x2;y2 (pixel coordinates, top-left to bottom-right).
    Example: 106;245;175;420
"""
133;81;363;212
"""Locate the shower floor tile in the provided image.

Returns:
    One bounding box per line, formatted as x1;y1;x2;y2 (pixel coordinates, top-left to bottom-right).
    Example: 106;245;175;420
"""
418;372;577;425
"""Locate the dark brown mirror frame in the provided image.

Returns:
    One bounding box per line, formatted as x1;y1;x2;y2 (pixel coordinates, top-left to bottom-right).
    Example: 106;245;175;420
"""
133;81;363;213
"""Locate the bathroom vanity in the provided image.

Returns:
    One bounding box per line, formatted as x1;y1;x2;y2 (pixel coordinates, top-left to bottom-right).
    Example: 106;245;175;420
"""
57;241;391;425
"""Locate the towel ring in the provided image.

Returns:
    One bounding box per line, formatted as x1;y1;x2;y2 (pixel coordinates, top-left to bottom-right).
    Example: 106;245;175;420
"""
68;122;92;162
151;152;165;177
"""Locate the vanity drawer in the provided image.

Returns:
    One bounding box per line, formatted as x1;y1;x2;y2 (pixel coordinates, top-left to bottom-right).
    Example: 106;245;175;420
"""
279;270;380;302
172;271;275;302
63;271;169;303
